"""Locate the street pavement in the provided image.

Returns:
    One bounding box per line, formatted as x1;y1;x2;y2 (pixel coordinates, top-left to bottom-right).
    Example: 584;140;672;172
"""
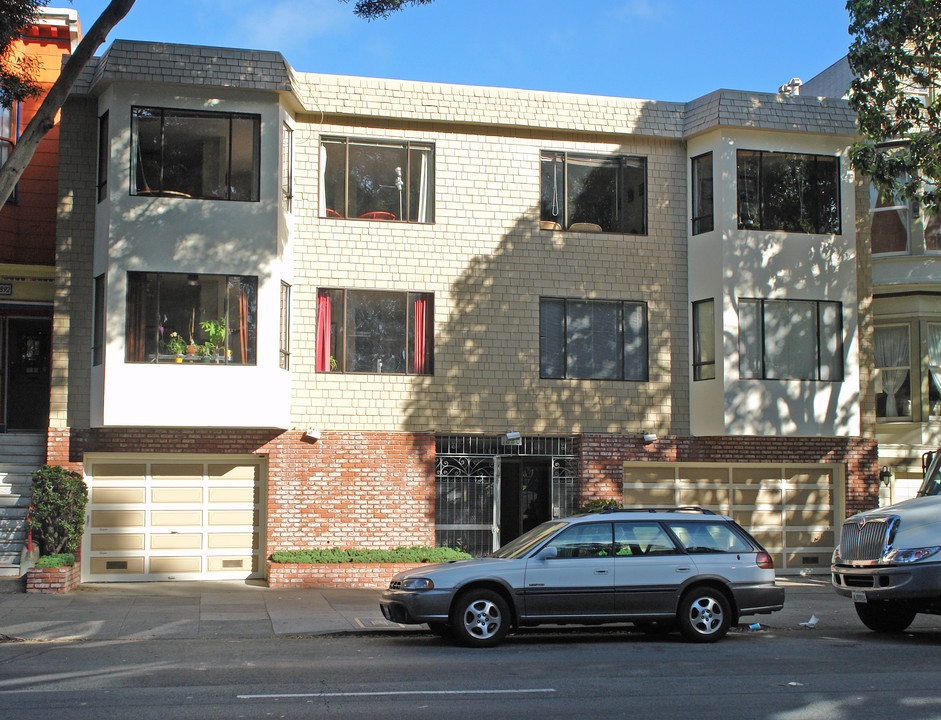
0;575;938;642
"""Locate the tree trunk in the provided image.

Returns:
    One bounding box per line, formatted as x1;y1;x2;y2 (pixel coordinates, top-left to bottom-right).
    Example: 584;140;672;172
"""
0;0;137;206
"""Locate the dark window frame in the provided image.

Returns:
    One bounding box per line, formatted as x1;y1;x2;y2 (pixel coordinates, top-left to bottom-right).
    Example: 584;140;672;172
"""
540;150;648;235
279;281;291;371
282;122;293;213
1;102;19;203
736;149;841;234
97;111;109;203
691;152;714;235
130;106;261;202
539;297;649;381
692;298;716;381
320;136;435;223
738;297;844;382
93;273;105;366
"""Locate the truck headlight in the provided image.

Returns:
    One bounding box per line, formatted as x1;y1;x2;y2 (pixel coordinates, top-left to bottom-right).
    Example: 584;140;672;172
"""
882;546;941;564
400;577;434;591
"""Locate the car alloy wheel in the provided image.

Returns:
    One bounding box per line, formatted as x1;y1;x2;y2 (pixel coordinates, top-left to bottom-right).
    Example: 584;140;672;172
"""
451;589;510;648
678;587;731;643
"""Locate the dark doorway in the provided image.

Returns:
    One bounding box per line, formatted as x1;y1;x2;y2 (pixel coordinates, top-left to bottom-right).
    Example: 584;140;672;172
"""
5;317;51;430
499;458;552;546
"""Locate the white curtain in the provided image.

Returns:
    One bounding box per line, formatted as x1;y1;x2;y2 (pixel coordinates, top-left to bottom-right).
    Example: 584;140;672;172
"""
874;325;910;417
927;324;941;414
319;143;327;218
417;148;431;223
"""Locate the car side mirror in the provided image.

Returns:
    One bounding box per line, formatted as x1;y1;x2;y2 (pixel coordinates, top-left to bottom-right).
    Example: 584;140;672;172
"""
538;546;558;561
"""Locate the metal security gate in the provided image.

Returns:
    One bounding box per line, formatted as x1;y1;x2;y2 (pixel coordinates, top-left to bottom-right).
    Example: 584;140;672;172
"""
434;435;578;556
82;457;264;582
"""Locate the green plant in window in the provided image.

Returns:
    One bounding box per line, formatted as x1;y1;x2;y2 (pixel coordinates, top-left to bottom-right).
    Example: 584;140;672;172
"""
165;331;187;356
200;317;226;353
330;355;338;371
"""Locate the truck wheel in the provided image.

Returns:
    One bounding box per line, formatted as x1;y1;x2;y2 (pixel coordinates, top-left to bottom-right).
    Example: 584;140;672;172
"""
450;589;510;648
854;600;916;633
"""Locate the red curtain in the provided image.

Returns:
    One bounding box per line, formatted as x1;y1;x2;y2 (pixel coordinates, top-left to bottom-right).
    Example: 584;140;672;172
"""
413;294;427;375
316;291;332;371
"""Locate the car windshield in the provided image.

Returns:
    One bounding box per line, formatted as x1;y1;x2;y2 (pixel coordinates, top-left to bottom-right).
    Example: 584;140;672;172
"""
491;521;568;559
918;451;941;496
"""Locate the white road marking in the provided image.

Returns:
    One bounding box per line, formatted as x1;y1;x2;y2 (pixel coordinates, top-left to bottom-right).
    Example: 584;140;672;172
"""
238;688;556;700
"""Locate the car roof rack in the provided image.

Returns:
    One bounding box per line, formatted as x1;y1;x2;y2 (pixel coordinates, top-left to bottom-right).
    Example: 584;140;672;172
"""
595;506;716;515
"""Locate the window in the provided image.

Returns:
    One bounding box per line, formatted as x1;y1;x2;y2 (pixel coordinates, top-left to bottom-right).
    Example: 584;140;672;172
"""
928;323;941;418
870;182;909;254
540;151;646;234
125;272;257;364
546;523;613;559
282;123;293;212
279;281;291;371
737;150;840;234
131;107;260;201
321;137;434;222
691;153;713;235
665;521;753;554
738;298;843;381
540;298;648;381
0;103;16;167
93;274;105;366
614;522;678;556
97;112;109;203
874;324;911;419
316;288;433;374
692;299;716;381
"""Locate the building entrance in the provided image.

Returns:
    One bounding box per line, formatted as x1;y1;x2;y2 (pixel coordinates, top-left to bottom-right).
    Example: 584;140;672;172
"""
3;314;52;431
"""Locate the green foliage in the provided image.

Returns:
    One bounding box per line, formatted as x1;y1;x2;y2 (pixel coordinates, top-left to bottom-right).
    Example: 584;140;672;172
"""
35;553;75;568
579;499;624;513
165;331;187;355
30;465;88;556
199;317;226;350
270;546;471;564
847;0;941;212
0;0;44;106
346;0;435;20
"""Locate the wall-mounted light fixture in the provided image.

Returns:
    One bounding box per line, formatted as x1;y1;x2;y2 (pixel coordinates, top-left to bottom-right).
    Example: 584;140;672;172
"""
642;433;658;444
502;431;522;446
880;465;892;486
304;428;322;442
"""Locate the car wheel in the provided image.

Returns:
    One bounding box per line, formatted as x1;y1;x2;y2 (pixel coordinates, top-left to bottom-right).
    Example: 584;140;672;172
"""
854;600;917;633
427;622;453;638
677;587;731;643
450;589;510;648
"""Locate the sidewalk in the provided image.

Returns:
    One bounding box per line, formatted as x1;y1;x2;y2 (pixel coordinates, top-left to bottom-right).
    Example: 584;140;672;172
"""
0;577;936;642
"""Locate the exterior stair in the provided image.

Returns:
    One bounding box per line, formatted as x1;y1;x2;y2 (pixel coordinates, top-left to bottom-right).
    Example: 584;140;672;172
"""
0;432;45;577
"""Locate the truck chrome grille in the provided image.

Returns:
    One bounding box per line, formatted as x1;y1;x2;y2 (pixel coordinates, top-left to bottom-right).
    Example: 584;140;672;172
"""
838;515;898;562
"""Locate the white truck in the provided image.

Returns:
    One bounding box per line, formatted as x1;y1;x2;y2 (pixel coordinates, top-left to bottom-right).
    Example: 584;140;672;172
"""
831;451;941;632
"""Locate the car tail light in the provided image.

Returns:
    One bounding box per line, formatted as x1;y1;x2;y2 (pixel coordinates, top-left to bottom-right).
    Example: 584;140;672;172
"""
756;552;774;569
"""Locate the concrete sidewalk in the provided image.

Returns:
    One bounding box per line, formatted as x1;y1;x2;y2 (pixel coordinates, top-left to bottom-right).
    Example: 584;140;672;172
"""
0;577;937;642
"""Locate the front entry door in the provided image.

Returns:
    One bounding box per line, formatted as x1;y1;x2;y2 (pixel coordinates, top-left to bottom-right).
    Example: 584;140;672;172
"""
6;318;51;430
500;458;551;546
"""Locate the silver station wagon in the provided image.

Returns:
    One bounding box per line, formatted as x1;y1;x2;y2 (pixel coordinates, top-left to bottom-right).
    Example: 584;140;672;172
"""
379;507;785;647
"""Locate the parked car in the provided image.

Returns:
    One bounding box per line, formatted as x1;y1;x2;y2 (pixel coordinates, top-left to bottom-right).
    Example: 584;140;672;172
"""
379;507;785;647
832;449;941;633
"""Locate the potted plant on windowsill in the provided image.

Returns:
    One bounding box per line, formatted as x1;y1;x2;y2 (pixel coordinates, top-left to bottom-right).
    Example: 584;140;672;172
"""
165;332;187;362
200;317;227;362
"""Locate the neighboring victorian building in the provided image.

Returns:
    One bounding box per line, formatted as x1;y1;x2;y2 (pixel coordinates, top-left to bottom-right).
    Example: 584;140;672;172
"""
804;58;941;505
0;9;80;574
43;40;877;584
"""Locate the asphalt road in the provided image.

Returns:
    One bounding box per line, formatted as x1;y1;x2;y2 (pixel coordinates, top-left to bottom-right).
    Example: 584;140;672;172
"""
2;622;940;720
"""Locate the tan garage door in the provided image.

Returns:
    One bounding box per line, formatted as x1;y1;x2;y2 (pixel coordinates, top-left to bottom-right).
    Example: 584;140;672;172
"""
82;458;263;582
622;463;841;573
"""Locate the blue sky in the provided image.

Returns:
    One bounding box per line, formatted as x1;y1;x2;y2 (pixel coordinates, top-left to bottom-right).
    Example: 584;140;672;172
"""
63;0;853;102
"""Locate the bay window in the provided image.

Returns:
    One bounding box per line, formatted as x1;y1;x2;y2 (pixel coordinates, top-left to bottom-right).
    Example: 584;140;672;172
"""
540;297;648;381
691;153;714;235
875;324;912;419
738;298;843;381
316;288;433;374
692;299;716;381
125;272;257;364
131;107;260;201
870;182;909;254
321;137;434;222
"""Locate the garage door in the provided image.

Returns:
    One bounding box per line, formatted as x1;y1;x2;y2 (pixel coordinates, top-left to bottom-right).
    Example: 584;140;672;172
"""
82;459;263;582
622;463;840;573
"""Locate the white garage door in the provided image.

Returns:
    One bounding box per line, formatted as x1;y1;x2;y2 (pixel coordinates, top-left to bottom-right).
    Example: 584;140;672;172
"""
622;463;841;573
82;458;263;582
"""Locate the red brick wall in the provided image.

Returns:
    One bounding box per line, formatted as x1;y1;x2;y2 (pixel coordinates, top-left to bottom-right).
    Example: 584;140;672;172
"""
267;561;424;588
26;561;81;593
579;434;880;517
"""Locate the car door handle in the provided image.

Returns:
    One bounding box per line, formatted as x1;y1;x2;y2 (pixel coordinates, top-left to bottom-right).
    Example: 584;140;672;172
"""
675;567;691;573
594;569;609;575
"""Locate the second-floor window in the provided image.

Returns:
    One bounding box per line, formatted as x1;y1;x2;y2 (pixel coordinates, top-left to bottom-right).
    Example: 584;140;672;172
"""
316;288;434;374
0;103;16;167
131;107;261;201
691;153;714;235
737;150;840;234
875;324;911;419
738;298;843;381
540;297;648;380
125;272;257;364
692;299;716;381
870;182;909;254
540;151;646;234
321;137;434;222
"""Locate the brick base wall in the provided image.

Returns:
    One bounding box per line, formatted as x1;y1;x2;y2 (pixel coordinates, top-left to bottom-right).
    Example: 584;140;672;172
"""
578;434;880;517
26;562;81;593
267;561;423;588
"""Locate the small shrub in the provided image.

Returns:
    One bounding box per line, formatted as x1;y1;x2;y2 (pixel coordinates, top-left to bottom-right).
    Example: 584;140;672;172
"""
35;553;75;569
580;498;624;513
270;546;472;564
30;465;88;556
